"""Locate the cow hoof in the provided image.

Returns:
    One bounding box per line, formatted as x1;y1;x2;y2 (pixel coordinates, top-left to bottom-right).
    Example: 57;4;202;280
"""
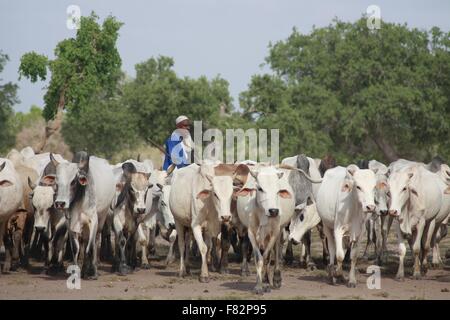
2;262;11;274
240;269;250;277
431;262;443;269
307;263;317;271
412;273;422;280
87;274;98;280
395;274;405;282
220;267;229;275
329;277;337;286
347;282;356;288
263;284;271;293
420;264;428;276
253;287;264;295
141;263;151;270
118;264;129;276
273;270;282;289
199;276;210;283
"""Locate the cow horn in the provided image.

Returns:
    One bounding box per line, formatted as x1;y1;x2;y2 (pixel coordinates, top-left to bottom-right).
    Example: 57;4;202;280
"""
0;161;5;172
276;164;323;183
167;163;176;176
50;153;59;167
137;154;141;162
28;176;37;190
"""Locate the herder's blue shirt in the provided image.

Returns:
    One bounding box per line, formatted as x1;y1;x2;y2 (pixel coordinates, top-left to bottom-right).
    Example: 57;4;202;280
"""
162;133;190;170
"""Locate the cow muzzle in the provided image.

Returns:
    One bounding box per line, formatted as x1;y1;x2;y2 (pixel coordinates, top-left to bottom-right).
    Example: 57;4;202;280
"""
388;209;399;217
268;208;279;217
220;215;232;223
136;208;146;215
54;201;67;210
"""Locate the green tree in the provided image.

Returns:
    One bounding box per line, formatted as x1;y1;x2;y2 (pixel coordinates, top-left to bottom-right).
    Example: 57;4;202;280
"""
19;12;123;153
62;85;138;159
0;52;19;154
241;17;450;163
123;56;233;145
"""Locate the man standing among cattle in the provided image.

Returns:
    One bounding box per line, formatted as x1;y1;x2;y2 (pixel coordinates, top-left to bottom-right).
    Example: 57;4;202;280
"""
163;116;195;171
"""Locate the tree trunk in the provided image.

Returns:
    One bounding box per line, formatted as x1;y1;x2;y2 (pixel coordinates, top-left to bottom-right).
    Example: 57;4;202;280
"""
371;132;399;163
34;87;66;154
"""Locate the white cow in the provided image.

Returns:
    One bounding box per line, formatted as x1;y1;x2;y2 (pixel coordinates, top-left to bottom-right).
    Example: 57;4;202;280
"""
0;159;23;273
51;152;115;279
388;165;444;279
111;161;153;274
363;160;390;265
169;163;242;282
316;165;376;287
236;166;295;294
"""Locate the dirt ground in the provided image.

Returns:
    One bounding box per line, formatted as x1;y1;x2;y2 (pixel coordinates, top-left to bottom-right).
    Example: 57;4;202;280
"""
1;222;450;300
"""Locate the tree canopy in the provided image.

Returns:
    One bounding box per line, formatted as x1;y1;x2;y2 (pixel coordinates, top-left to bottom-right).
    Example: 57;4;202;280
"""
240;17;450;163
0;52;19;154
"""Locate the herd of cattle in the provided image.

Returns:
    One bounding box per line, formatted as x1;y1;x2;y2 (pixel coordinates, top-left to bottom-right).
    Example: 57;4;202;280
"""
0;147;449;295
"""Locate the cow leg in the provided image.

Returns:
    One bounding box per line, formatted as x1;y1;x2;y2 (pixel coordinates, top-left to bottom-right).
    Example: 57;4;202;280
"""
420;219;435;276
239;233;251;276
303;230;316;270
2;229;12;274
86;214;99;279
247;228;264;294
175;222;188;277
348;239;361;288
140;226;150;269
117;231;129;275
362;220;371;259
165;230;177;266
284;239;294;265
412;219;426;280
192;224;209;283
316;222;329;266
334;226;346;282
375;217;383;266
230;227;240;259
219;223;231;274
273;235;282;289
322;225;337;285
395;223;407;281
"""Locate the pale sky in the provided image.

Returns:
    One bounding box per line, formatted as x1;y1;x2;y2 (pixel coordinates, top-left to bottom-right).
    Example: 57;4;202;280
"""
1;0;450;112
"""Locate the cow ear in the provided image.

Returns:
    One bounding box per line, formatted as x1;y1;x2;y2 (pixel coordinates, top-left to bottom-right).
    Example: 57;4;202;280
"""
196;189;211;200
445;187;450;195
341;180;353;193
50;153;59;167
28;177;36;190
377;181;387;190
42;175;56;185
346;164;359;176
78;176;88;186
408;172;414;179
277;171;284;180
116;182;124;192
278;189;292;199
234;188;255;197
0;180;13;187
306;196;314;206
0;161;5;172
410;188;419;197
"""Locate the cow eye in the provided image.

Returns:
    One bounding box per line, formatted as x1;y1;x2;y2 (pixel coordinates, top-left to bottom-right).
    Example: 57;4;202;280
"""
214;192;219;199
161;201;166;207
386;191;391;197
299;214;304;222
356;186;362;191
148;184;154;189
402;187;407;192
258;187;263;192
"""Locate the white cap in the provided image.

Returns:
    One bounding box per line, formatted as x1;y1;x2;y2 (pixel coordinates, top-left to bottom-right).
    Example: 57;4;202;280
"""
175;115;189;125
